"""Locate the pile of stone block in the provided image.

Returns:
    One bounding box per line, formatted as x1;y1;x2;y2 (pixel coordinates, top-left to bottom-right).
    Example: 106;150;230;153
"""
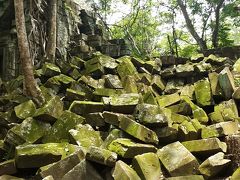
0;53;240;179
69;9;131;59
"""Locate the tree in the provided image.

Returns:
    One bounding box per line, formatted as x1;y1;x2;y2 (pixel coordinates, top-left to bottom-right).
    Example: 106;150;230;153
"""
14;0;45;106
177;0;208;52
45;0;57;63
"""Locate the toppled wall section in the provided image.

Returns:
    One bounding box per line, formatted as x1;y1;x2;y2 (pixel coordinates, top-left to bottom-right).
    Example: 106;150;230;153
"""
0;0;131;80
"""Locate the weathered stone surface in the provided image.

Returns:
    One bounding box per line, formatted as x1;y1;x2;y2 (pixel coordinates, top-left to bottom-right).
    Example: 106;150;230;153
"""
194;78;213;106
205;54;227;65
122;75;138;93
134;104;168;127
199;152;231;179
103;93;140;114
93;88;123;100
180;85;195;99
85;112;105;127
178;120;198;141
194;61;212;73
210;99;238;123
78;75;105;89
167;102;192;115
153;126;178;143
108;138;157;158
42;110;85;143
34;96;64;123
62;159;103;180
231;167;240;180
5;118;50;146
166;175;204;180
208;72;223;97
157;93;180;108
100;129;124;149
233;87;240;99
202;121;239;138
15;143;78;168
0;175;24;180
86;146;117;166
164;79;184;94
182;96;209;124
176;63;195;77
157;141;199;176
66;88;86;101
117;56;138;79
104;74;123;89
39;150;84;179
218;67;236;100
171;113;190;124
118;115;159;144
0;159;17;176
14;100;36;120
112;160;141;180
182;138;227;156
42;63;61;77
69;124;103;149
132;152;163;180
69;100;104;115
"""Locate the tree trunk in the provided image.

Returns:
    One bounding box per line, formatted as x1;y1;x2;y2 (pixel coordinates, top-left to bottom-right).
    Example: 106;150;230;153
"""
14;0;45;106
212;0;225;48
177;0;208;52
45;0;57;63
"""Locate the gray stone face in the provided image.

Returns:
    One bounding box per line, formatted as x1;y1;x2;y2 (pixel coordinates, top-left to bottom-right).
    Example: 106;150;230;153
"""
201;121;239;138
108;138;157;158
0;159;17;176
62;160;103;180
69;124;103;149
39;150;85;179
86;146;117;167
182;138;227;156
157;141;199;176
132;153;163;180
199;152;231;179
112;160;141;180
218;67;236;100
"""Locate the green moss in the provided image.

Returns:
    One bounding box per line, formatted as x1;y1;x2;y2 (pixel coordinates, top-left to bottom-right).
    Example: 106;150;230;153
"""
14;100;36;119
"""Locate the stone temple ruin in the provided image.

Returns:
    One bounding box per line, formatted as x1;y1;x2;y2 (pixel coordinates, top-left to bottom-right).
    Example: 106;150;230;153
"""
0;0;131;80
1;0;240;180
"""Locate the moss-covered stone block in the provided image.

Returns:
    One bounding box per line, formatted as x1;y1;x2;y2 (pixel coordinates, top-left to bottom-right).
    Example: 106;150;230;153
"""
157;93;180;108
176;63;195;77
104;74;123;89
42;110;85;143
39;150;85;179
219;67;236;100
132;153;163;180
15;143;78;168
66;88;86;101
199;152;231;179
61;159;103;180
85;112;105;127
194;78;213;106
112;160;141;180
104;93;140;114
151;75;165;93
122;75;138;93
34;96;63;123
86;146;117;167
117;56;138;80
14;100;36;120
108;138;157;158
178;120;198;141
70;100;104;115
166;175;204;180
153;126;178;143
182;138;227;156
201;121;239;138
119;115;159;144
157;141;199;176
4;118;51;146
69;124;103;149
0;159;17;176
180;85;195;99
134;104;168;127
42;63;61;77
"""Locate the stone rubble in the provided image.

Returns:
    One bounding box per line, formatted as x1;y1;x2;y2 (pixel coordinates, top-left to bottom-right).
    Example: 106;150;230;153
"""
0;53;240;179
